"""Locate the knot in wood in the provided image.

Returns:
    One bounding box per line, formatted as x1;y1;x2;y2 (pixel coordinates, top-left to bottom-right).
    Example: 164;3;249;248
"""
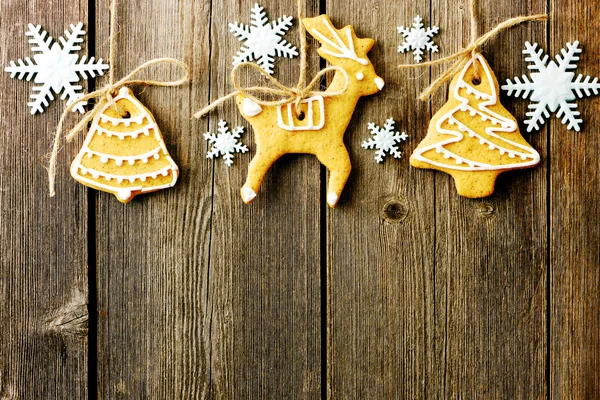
381;198;409;223
476;202;495;218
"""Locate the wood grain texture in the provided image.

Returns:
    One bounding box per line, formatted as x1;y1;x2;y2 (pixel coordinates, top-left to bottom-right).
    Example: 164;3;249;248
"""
431;0;547;398
207;0;321;398
550;0;600;398
0;1;89;399
325;1;436;398
93;0;213;398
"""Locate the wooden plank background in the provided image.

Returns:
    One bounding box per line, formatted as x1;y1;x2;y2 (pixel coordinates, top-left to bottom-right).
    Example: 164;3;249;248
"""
0;0;598;398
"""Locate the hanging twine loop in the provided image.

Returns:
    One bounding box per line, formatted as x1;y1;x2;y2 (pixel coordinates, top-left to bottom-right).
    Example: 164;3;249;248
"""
398;0;547;101
194;0;350;119
48;0;190;197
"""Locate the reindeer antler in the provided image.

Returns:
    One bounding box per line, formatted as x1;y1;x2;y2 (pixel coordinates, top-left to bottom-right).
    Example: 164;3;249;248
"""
303;15;374;65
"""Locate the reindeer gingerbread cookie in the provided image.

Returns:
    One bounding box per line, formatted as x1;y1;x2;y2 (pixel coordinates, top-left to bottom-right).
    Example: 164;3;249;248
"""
235;15;384;208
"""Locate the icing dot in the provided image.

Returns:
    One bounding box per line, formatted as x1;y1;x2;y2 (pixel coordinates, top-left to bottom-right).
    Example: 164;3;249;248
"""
101;116;108;123
128;159;135;166
116;160;123;166
132;133;139;139
111;120;118;126
117;189;132;201
87;152;93;158
356;72;364;81
119;135;125;140
141;177;147;182
128;178;135;183
117;178;124;184
92;172;99;179
162;170;168;177
142;158;149;164
154;154;160;160
489;144;495;150
100;156;109;164
144;130;150;136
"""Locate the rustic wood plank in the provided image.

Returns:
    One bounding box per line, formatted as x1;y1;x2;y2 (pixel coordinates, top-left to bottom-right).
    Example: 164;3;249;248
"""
430;0;548;397
324;1;436;398
93;0;214;398
0;1;89;398
206;0;321;397
94;0;321;398
550;0;600;397
327;0;548;397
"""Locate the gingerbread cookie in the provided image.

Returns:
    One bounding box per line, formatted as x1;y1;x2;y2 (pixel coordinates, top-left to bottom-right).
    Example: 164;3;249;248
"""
70;87;178;202
235;15;384;208
410;53;540;198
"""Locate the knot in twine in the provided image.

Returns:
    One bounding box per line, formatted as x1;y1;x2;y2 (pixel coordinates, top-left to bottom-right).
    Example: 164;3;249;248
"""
48;0;191;197
399;0;547;101
194;0;350;119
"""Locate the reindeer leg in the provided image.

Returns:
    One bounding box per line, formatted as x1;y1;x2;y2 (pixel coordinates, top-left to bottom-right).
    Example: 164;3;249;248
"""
241;149;282;204
316;145;351;208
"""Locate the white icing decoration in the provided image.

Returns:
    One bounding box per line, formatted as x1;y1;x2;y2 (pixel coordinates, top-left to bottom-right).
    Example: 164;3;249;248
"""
117;189;132;200
228;4;298;75
277;95;325;131
4;22;109;114
310;20;369;65
356;72;364;81
84;146;162;166
70;88;179;199
242;98;263;117
412;54;541;172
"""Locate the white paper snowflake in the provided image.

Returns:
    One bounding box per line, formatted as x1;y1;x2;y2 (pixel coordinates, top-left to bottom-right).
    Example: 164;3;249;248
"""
204;120;249;166
5;22;109;115
362;118;408;163
397;16;439;63
229;3;298;75
502;41;600;132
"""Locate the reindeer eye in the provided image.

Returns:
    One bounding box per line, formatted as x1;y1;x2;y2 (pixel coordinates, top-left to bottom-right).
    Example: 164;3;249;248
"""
356;72;364;81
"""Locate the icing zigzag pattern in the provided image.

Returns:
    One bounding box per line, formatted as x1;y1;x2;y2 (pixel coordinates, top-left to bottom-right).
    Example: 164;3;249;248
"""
70;87;178;202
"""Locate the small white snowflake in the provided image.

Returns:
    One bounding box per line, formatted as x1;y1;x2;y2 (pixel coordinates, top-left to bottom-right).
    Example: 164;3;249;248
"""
204;120;249;166
229;3;298;75
5;22;109;114
362;118;408;163
502;41;600;132
397;16;439;63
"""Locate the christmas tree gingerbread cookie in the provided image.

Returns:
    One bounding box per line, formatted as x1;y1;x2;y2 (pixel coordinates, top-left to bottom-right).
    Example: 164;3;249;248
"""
235;15;385;208
70;87;178;202
410;53;540;198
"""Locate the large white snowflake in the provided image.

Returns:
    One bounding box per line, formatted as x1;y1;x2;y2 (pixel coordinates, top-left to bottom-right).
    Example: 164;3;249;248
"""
362;118;408;163
5;22;109;115
502;41;600;132
397;16;439;63
204;120;249;166
229;3;298;75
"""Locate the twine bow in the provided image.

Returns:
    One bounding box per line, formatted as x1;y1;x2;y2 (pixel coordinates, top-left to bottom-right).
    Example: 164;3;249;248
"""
399;0;547;101
194;0;350;119
48;0;190;197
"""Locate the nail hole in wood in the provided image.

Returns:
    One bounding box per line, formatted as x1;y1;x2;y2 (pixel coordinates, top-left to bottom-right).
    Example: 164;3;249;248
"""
477;203;495;218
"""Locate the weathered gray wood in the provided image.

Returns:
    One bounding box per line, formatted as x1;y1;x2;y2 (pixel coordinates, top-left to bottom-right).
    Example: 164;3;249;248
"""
550;0;600;398
207;0;321;398
93;0;214;398
325;1;436;398
94;0;321;398
327;0;548;398
430;0;548;398
0;1;89;399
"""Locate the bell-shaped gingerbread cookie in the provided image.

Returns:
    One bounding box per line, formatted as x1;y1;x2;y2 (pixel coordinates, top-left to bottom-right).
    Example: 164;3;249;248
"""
410;53;540;198
70;87;178;202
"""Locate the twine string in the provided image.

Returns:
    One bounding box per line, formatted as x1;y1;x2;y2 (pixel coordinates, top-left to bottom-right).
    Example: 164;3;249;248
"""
398;0;547;101
48;0;190;197
194;0;350;119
